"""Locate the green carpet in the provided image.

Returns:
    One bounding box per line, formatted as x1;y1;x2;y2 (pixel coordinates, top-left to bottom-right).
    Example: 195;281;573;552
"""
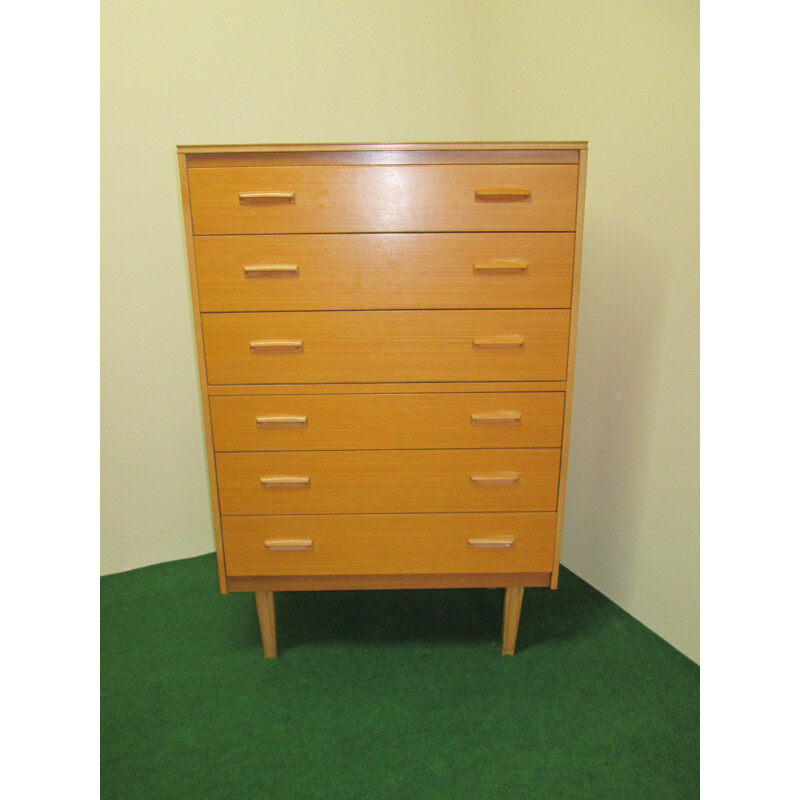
101;554;699;799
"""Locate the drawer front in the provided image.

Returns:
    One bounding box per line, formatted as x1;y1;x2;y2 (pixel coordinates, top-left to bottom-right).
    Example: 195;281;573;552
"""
187;164;579;234
194;233;575;311
222;512;557;576
210;391;565;451
215;448;560;515
202;309;570;385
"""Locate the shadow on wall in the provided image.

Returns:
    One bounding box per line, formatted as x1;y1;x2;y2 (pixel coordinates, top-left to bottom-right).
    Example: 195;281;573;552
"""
563;209;670;598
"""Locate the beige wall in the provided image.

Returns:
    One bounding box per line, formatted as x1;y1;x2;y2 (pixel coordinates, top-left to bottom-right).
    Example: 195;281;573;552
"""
101;0;699;661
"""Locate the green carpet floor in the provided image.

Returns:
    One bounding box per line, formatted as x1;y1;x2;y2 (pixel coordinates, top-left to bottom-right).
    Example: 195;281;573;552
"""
101;553;699;799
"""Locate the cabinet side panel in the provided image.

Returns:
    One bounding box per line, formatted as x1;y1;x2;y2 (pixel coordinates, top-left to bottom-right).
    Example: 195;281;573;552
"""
178;152;228;593
551;147;588;588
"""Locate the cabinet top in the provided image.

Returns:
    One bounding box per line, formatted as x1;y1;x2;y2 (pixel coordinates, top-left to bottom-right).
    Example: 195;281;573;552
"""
177;141;587;153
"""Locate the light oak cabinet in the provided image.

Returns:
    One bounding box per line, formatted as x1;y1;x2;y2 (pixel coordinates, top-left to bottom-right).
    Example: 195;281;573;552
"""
178;142;587;657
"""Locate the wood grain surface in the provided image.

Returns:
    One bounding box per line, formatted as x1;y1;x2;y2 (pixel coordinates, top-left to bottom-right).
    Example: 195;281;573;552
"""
222;512;557;576
202;309;570;385
193;232;574;311
209;391;564;451
187;164;579;234
215;448;560;515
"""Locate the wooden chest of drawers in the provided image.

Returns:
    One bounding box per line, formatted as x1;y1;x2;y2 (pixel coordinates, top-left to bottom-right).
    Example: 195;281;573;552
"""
177;142;587;657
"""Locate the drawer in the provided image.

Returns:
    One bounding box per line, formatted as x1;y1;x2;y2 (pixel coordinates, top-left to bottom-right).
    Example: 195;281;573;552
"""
194;233;575;311
210;392;565;451
187;164;579;234
222;512;557;576
215;448;560;515
202;309;570;385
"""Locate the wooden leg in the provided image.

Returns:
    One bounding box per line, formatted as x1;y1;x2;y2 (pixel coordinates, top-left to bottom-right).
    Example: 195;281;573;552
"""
254;591;277;659
502;587;524;655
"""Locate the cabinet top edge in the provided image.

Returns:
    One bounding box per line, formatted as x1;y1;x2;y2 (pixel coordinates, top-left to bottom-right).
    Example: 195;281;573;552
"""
177;141;588;154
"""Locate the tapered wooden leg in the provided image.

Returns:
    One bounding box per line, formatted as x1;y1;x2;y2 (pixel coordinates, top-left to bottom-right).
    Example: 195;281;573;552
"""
502;587;524;655
254;591;277;659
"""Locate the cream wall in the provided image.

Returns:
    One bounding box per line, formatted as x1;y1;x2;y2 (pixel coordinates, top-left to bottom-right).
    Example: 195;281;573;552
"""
101;0;699;661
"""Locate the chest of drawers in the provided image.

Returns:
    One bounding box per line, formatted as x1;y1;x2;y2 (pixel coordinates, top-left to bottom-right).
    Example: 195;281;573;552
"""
177;142;587;657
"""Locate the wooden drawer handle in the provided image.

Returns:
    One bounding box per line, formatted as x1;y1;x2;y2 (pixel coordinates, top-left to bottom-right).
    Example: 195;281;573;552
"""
474;187;531;202
467;536;516;548
470;472;520;485
264;539;314;551
239;191;296;205
244;264;299;278
256;415;308;429
470;411;522;425
249;340;304;354
472;335;525;349
260;476;311;488
473;260;529;274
